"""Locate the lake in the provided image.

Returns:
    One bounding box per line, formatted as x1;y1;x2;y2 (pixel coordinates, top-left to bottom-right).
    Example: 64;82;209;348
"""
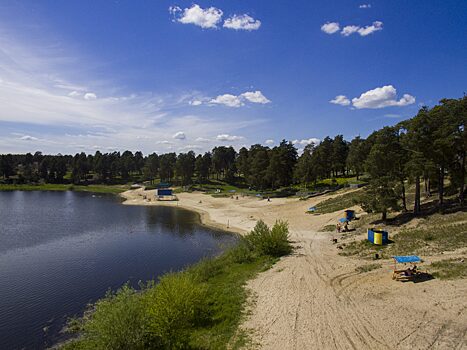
0;191;236;350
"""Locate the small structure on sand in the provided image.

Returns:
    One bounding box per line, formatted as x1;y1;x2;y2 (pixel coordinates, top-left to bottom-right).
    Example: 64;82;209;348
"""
392;255;422;281
368;227;388;245
155;183;177;201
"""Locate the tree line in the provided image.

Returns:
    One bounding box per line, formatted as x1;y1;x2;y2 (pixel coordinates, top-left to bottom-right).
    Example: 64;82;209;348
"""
1;97;465;218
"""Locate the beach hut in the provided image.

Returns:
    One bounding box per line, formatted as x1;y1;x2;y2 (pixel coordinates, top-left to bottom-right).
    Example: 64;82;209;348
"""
367;227;388;245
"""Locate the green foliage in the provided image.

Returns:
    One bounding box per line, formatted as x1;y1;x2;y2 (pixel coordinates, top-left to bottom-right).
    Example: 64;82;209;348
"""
145;273;208;349
0;183;127;194
245;220;292;257
430;259;467;280
63;285;148;350
315;190;360;214
61;220;288;350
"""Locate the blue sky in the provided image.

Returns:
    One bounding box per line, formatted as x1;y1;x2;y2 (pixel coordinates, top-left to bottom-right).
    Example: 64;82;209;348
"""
0;0;466;154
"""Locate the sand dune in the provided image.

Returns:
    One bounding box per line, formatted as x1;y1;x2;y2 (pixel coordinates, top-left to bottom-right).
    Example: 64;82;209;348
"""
121;189;467;349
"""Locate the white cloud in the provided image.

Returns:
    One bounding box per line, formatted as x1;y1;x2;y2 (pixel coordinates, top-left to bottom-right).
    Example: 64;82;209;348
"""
223;14;261;31
265;139;274;145
330;95;351;106
358;21;383;36
208;90;271;107
321;22;340;34
156;140;170;144
292;138;320;146
83;92;97;100
216;134;244;141
241;91;271;104
351;85;416;109
20;135;38;141
170;4;223;29
189;99;202;106
341;25;360;36
195;137;210;142
173;131;186;140
359;4;371;8
210;94;244;107
341;21;383;37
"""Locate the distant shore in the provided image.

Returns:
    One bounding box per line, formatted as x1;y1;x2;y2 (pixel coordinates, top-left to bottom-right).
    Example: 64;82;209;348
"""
0;183;128;194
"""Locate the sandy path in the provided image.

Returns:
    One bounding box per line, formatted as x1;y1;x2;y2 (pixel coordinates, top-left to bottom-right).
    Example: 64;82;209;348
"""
121;189;467;349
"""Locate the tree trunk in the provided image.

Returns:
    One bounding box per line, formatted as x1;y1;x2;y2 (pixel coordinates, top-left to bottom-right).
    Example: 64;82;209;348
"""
414;176;421;215
460;150;465;206
438;166;444;207
401;180;407;212
425;177;431;197
382;210;387;221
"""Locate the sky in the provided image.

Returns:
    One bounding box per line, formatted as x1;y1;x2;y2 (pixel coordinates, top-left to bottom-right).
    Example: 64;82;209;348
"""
0;0;466;155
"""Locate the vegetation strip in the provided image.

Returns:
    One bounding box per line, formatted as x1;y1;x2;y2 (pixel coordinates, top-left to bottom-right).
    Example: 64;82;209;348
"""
60;220;291;350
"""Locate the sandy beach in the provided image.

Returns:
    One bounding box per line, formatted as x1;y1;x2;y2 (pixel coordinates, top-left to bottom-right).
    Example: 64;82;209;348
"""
121;188;467;349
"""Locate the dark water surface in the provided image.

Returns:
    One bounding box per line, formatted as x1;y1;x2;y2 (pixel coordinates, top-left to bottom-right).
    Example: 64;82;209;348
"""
0;191;236;350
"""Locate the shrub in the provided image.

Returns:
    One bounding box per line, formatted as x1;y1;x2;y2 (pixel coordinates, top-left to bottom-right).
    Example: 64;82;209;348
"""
245;220;292;257
63;284;147;350
145;273;208;349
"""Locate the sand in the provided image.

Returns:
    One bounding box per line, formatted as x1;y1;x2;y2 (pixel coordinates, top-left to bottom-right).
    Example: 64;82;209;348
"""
121;188;467;349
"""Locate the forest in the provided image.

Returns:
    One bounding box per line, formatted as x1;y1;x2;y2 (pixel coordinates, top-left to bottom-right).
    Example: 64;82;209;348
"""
1;96;465;219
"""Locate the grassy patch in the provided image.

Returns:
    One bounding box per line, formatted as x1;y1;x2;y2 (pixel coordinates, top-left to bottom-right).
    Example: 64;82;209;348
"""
60;221;291;350
0;184;128;194
315;190;360;214
430;259;467;280
355;263;382;273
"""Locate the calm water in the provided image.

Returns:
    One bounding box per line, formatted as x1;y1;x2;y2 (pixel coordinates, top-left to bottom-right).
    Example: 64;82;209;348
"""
0;191;236;350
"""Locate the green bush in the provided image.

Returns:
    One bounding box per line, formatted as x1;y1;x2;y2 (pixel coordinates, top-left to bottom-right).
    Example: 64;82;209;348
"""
245;220;292;257
145;273;208;349
63;284;147;350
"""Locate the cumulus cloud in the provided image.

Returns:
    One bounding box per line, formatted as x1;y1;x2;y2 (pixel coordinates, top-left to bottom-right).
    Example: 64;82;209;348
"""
341;25;360;37
330;95;351;106
223;14;261;31
352;85;415;109
323;20;383;37
83;92;97;100
195;137;210;142
172;131;186;140
357;21;383;36
216;134;244;141
321;22;340;34
170;4;223;29
208;90;270;107
265;139;274;145
292;138;320;146
210;94;244;107
359;4;371;8
241;91;271;104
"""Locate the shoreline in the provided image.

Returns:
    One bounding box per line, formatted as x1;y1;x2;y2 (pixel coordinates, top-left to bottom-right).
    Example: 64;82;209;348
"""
120;188;467;349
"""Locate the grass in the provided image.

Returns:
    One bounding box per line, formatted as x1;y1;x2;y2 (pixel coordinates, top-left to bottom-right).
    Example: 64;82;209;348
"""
0;183;128;194
314;189;360;214
340;211;467;259
355;263;382;273
430;259;467;280
60;221;291;350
